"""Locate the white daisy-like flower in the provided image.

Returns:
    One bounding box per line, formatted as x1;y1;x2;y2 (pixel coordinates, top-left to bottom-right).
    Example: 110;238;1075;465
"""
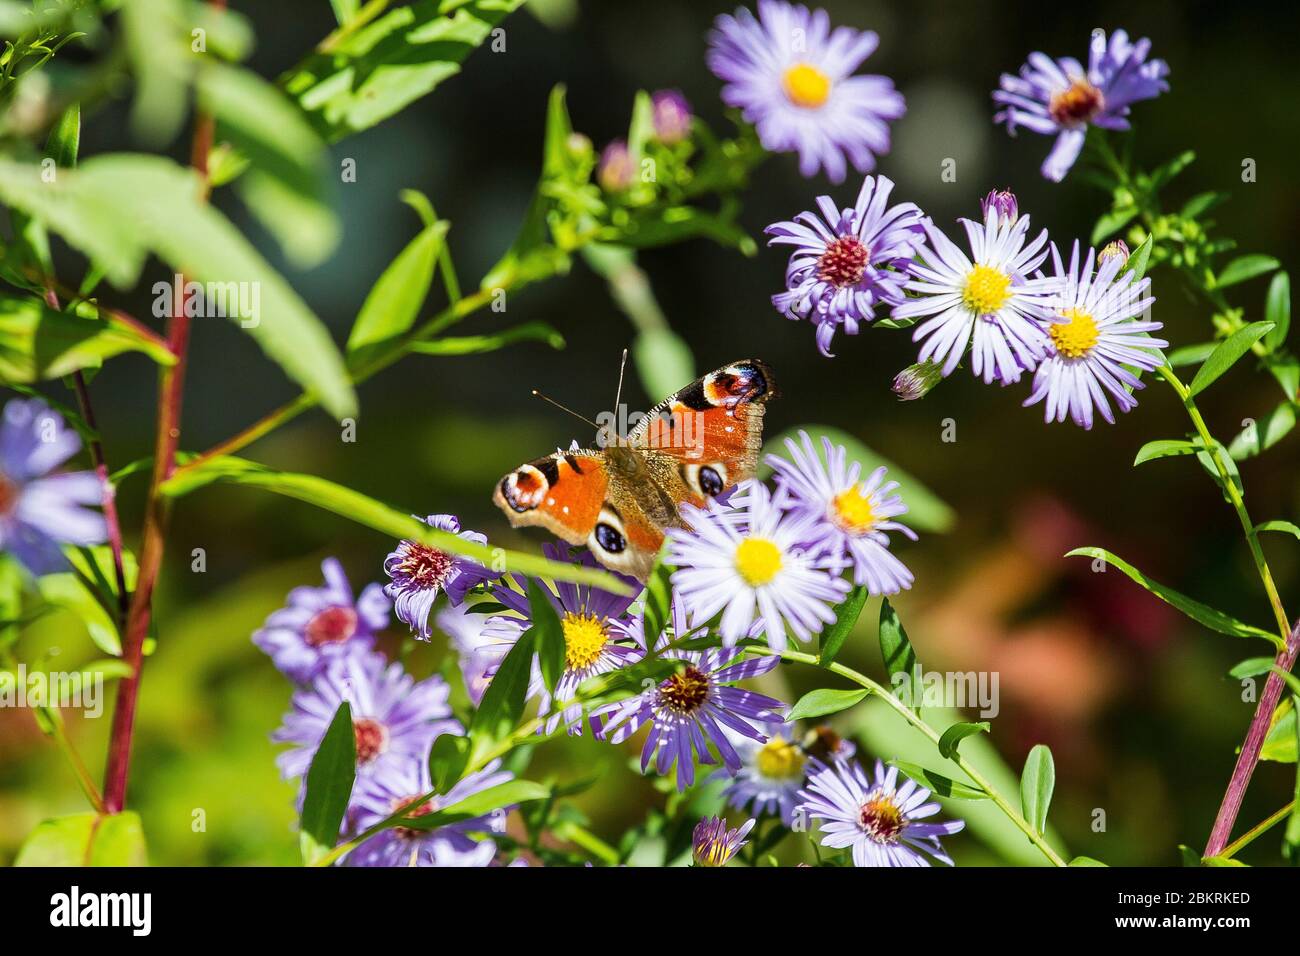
893;206;1060;385
667;480;850;650
715;722;808;825
797;758;965;867
766;431;916;594
1024;241;1165;428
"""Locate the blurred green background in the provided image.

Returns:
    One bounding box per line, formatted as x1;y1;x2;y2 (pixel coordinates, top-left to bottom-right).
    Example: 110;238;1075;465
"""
3;0;1300;866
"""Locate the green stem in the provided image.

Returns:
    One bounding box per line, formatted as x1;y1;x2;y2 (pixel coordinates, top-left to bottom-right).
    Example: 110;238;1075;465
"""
1218;800;1296;860
1156;365;1291;643
748;646;1068;867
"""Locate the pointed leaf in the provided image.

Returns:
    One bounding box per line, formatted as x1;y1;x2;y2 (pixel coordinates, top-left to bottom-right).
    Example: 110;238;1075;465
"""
937;721;989;759
787;687;869;722
347;218;448;354
529;580;565;696
1214;255;1279;289
878;597;920;700
1187;322;1274;397
888;760;988;799
1133;439;1197;466
1264;272;1290;351
469;628;536;761
300;701;356;863
819;584;868;665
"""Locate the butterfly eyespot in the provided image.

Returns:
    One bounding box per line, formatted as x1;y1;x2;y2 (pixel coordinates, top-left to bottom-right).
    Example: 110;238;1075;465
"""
595;522;626;554
699;466;724;497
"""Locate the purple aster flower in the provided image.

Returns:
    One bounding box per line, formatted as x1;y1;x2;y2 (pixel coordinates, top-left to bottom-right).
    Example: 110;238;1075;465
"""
767;431;916;595
714;722;807;825
692;815;756;867
708;0;905;183
668;480;850;650
651;89;693;144
979;188;1019;224
893;206;1060;385
599;645;785;790
1024;241;1165;429
480;543;644;735
765;174;924;356
994;29;1170;182
890;359;943;402
253;558;390;683
797;758;965;866
0;398;106;575
384;513;497;640
272;650;460;797
597;139;634;192
347;758;512;867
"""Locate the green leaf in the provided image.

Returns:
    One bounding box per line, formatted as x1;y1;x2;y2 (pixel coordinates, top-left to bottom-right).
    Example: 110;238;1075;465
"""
1187;322;1274;397
0;154;357;418
787;687;870;722
299;701;356;864
198;63;340;269
937;721;989;759
888;760;988;799
634;327;695;403
1267;356;1300;403
1229;402;1296;460
1066;547;1282;648
469;628;536;762
1020;744;1056;837
37;570;121;656
1202;854;1248;867
407;321;565;356
529;580;565;696
1069;855;1109;866
1214;255;1280;289
400;780;550;831
640;558;674;648
877;597;920;697
1181;191;1227;220
428;733;471;792
1261;698;1296;763
329;0;360;25
158;455;630;592
15;812;147;866
1148;150;1196;189
763;425;955;533
1256;520;1300;541
819;584;868;666
1228;657;1275;679
283;0;528;142
45;102;80;169
1167;342;1217;368
1123;234;1154;281
1133;438;1197;466
1264;272;1290;351
0;294;173;384
347;216;448;355
1091;207;1137;245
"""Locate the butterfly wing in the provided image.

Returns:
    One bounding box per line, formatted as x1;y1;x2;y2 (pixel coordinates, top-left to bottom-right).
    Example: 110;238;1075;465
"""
493;447;664;580
627;358;777;502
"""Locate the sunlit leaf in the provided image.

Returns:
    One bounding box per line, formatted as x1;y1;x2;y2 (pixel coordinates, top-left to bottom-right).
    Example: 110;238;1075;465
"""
787;687;869;722
1187;322;1274;397
299;701;356;864
1020;744;1055;837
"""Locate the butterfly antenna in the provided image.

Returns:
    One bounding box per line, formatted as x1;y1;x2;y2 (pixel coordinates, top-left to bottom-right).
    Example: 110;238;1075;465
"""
613;347;630;412
531;390;601;431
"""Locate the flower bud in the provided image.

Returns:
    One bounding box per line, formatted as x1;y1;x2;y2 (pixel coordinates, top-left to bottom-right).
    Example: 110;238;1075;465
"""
651;89;693;144
597;139;634;192
1099;239;1130;265
891;359;944;401
980;188;1018;225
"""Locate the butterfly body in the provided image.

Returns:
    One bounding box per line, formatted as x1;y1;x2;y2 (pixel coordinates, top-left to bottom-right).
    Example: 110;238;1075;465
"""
493;359;777;580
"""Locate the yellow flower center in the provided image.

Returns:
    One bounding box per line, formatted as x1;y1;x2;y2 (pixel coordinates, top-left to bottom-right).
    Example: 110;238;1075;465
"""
961;264;1012;315
830;486;877;536
782;63;831;109
562;612;608;671
756;739;806;780
734;537;783;587
1049;307;1100;359
859;790;906;844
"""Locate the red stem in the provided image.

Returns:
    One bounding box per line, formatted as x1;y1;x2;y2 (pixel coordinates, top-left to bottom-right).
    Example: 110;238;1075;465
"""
1203;620;1300;857
101;83;216;811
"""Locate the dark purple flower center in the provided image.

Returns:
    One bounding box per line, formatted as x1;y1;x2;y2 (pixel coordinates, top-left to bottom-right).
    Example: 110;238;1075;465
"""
0;475;17;517
658;666;710;714
353;717;389;764
1049;79;1104;128
395;542;454;590
858;791;905;844
390;793;436;839
817;236;869;288
304;606;358;647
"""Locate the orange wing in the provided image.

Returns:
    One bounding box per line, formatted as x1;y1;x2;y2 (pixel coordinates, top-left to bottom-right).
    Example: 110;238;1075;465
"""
493;449;608;546
629;359;777;501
